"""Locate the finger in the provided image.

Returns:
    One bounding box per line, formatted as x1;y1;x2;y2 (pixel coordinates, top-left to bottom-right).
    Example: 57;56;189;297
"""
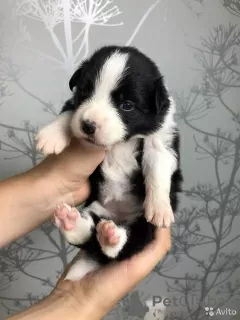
67;139;105;173
72;182;90;206
127;227;171;278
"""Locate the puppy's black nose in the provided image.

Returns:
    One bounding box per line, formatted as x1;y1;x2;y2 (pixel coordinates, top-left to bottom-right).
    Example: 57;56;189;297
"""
81;120;96;135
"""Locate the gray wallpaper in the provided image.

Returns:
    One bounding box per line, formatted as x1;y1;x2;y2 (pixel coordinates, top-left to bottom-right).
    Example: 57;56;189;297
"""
0;1;240;319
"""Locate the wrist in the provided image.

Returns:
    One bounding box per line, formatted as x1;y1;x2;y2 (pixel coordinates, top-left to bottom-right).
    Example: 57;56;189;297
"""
7;290;102;320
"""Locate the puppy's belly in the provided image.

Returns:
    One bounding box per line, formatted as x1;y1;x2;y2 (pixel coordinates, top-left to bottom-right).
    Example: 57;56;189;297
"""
101;195;143;224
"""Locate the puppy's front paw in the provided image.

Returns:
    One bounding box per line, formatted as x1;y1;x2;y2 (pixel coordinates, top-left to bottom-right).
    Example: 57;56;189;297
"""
36;124;70;155
144;195;174;228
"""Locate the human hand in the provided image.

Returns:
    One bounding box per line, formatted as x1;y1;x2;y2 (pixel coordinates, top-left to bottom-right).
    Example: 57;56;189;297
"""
53;227;171;320
36;138;105;206
0;139;105;247
8;228;171;320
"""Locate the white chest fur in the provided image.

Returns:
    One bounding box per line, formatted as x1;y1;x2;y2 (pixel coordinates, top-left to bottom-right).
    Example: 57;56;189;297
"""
99;139;142;221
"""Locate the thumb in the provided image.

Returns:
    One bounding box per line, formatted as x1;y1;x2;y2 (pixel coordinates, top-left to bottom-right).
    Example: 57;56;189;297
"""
63;139;105;178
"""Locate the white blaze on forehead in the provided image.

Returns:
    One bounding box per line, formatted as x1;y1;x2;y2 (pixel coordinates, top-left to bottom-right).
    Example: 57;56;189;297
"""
71;51;129;146
94;51;129;99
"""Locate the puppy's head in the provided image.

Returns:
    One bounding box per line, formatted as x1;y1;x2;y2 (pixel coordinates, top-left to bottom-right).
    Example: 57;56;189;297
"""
70;46;170;147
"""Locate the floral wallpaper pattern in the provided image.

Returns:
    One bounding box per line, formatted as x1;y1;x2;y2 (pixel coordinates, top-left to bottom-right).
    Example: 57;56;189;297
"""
0;1;240;319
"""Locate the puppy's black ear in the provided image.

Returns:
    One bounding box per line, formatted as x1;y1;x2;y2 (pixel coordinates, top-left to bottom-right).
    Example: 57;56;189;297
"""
154;77;170;114
69;68;82;91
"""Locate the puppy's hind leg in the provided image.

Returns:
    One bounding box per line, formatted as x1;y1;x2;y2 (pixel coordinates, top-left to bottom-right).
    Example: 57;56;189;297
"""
53;202;94;245
96;220;128;259
97;216;156;261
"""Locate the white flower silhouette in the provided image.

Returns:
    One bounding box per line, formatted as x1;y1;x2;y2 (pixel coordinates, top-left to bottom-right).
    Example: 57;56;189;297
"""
70;0;123;26
15;0;161;73
16;0;64;29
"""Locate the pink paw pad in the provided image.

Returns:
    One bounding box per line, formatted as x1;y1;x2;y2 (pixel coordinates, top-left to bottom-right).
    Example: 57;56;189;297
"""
53;203;78;231
96;220;120;247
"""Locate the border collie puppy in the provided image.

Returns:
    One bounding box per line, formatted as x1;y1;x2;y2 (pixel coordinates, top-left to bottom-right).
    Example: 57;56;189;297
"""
36;46;183;281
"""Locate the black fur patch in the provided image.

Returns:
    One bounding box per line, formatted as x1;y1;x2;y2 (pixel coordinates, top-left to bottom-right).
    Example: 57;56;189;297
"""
60;45;183;264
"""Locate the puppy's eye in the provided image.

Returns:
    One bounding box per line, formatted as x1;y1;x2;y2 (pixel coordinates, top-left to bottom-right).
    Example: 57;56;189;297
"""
120;101;135;112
